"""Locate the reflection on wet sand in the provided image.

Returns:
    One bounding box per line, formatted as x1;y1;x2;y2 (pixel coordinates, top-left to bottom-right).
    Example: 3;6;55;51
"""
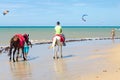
9;61;32;80
112;39;115;43
54;59;69;80
54;59;67;74
53;58;82;80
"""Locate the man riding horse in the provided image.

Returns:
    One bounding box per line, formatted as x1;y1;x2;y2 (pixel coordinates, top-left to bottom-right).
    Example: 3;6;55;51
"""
49;21;66;59
50;21;66;48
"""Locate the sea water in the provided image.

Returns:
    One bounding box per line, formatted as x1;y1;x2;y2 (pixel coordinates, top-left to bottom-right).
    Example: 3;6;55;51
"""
0;26;120;46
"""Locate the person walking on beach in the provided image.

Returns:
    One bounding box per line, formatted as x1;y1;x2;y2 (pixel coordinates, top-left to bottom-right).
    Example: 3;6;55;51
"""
111;28;115;40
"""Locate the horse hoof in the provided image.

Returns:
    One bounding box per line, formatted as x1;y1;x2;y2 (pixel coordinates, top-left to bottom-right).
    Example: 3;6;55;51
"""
24;58;27;61
16;60;18;62
16;57;18;62
23;57;27;61
53;56;55;59
24;59;27;61
53;56;59;59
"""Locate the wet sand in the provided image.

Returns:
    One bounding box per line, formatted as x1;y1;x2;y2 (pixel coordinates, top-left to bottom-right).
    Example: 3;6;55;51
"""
0;39;120;80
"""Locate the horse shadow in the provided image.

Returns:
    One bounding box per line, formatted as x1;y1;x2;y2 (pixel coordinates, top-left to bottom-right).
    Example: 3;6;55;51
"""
19;56;39;62
27;56;39;61
62;54;75;59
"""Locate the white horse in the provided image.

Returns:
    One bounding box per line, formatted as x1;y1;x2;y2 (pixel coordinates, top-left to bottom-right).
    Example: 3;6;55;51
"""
50;36;63;59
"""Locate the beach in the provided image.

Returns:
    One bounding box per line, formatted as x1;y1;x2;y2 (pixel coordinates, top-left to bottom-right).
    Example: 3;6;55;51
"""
0;39;120;80
1;0;120;79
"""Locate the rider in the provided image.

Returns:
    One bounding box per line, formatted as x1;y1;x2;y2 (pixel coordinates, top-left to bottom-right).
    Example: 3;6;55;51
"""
49;21;66;49
55;21;66;46
55;21;62;34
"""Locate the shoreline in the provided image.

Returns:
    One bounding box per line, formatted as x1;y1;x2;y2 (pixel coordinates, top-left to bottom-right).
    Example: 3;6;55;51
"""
32;37;120;45
0;37;120;54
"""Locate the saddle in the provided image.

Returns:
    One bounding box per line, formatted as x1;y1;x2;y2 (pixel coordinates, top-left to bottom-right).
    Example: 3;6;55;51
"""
15;34;25;47
53;34;65;42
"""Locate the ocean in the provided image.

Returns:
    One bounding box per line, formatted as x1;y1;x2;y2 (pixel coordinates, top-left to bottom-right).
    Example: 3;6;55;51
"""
0;26;120;46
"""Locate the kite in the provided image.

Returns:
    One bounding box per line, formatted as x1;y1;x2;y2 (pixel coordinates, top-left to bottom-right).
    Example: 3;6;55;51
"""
3;10;9;15
82;14;88;22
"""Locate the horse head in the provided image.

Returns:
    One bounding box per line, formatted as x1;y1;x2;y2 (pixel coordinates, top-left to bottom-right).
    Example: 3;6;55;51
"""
23;34;29;44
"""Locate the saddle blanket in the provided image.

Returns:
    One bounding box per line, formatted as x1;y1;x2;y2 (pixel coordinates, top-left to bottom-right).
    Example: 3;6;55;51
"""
53;34;65;42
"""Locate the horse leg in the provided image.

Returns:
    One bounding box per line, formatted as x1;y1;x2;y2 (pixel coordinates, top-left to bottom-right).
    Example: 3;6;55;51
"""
22;48;27;61
60;45;63;58
53;46;59;59
13;48;17;62
57;46;60;59
53;47;56;59
16;48;19;62
9;47;13;61
53;47;57;59
53;37;58;59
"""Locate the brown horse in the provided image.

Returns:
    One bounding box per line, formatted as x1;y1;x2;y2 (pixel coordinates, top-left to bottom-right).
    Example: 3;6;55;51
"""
9;34;31;62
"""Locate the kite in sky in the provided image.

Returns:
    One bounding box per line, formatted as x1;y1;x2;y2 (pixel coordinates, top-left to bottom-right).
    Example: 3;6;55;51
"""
3;10;9;15
82;14;88;22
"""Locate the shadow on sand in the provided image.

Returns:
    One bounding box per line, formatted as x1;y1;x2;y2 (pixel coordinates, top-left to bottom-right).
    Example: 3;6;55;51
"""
62;55;75;59
27;56;39;61
18;56;39;62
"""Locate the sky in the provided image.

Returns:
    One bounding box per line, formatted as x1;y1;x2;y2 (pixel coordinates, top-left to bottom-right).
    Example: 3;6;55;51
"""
0;0;120;26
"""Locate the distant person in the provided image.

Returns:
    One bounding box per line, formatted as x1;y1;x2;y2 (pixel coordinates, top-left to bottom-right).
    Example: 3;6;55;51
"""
54;21;66;46
111;28;115;40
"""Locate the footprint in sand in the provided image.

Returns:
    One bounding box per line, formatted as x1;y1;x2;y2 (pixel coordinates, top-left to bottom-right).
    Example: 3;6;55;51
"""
103;70;107;72
119;68;120;70
96;76;99;78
